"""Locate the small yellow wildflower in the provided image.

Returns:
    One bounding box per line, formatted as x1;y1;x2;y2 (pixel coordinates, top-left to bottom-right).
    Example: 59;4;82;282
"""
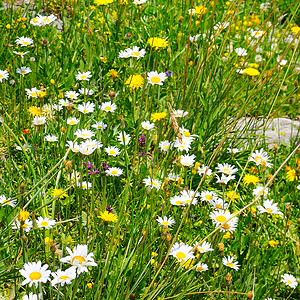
291;26;300;34
108;69;118;79
94;0;114;5
28;106;42;117
223;232;231;239
100;56;108;63
52;189;68;199
44;237;54;245
87;281;94;289
125;74;144;89
37;90;47;98
98;210;118;222
150;112;167;122
6;24;12;29
286;169;297;181
176;258;195;269
243;174;259;186
147;37;168;50
226;190;239;202
18;210;30;222
243;68;260;76
269;240;279;247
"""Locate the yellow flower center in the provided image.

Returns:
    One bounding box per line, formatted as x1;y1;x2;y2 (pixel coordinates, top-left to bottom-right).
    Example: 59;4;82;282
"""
196;267;203;271
223;223;230;230
226;262;234;268
132;51;140;56
111;170;118;174
104;106;111;111
287;279;292;284
30;93;37;97
216;204;222;209
216;215;227;222
164;145;169;149
0;75;3;78
182;131;190;137
32;18;38;23
21;71;26;74
150;181;157;186
254;156;263;164
151;76;161;83
266;208;272;213
40;221;49;227
70;121;76;125
82;109;88;113
23;41;29;45
224;168;230;174
72;255;86;265
176;252;186;260
80;75;86;79
29;272;42;280
205;195;213;200
59;275;70;280
162;221;169;226
175;200;183;205
110;151;116;154
3;199;10;204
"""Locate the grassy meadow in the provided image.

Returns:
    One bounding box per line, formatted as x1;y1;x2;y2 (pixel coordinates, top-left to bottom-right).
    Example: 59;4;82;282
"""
0;0;299;299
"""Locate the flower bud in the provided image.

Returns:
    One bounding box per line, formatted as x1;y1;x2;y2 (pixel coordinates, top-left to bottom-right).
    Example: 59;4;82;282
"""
225;273;232;287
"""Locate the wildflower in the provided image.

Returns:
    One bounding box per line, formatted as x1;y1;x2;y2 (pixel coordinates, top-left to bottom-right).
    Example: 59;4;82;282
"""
36;217;56;229
125;74;144;89
195;263;208;272
165;70;173;77
79;88;94;95
253;186;269;197
98;210;118;222
67;117;80;126
180;154;196;167
156;216;175;227
105;167;123;176
77;102;95;114
281;274;298;288
286;169;297;181
26;88;40;98
143;177;162;190
243;174;260;186
226;190;239;201
133;0;147;4
251;30;265;38
269;240;279;247
117;132;131;146
105;146;120;156
147;37;168;50
52;189;68;199
15;36;34;47
75;71;92;81
44;135;58;142
173;137;192;152
188;5;208;15
159;140;172;152
22;292;42;300
74;129;95;140
170;195;185;206
0;70;9;83
12;219;33;232
216;163;238;176
17;67;32;76
94;0;114;5
169;242;195;262
194;241;214;253
243;68;260;76
118;49;131;58
19;261;51;287
215;174;235;185
100;101;117;112
76;181;92;189
167;172;180;181
257;199;282;215
291;26;300;34
141;121;155;130
173;109;188;118
77;139;102;155
16;144;31;151
129;46;146;59
210;198;228;210
0;195;16;207
222;256;240;270
65;91;80;100
151;112;167;122
198;165;212;177
51;267;77;286
92;121;107;130
235;47;247;56
28;106;42;117
18;210;30;222
180;190;199;205
147;71;167;86
60;244;97;274
200;190;217;201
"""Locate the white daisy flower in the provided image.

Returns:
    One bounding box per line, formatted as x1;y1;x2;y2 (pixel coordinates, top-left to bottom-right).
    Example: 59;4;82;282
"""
22;292;42;300
195;262;209;272
143;177;162;190
194;241;214;253
210;198;228;210
173;137;192;152
16;144;31;151
76;181;92;189
156;216;175;227
200;190;217;201
12;219;33;232
105;146;121;156
281;273;298;288
117;132;131;146
25;87;40;98
58;99;70;107
100;101;117;113
180;189;199;205
17;67;32;77
216;163;238;176
180;154;196;167
0;70;9;83
66;141;80;153
67;117;80;126
250;149;272;168
197;165;212;177
77;101;95;114
141;121;155;130
13;51;30;57
173;110;188;118
257;199;282;215
65;91;80;100
167;172;180;181
79;88;94;95
44;135;58;142
147;71;167;86
15;36;34;47
179;126;198;140
78;139;102;156
60;244;97;274
19;261;51;287
210;210;238;232
130;46;146;59
169;242;195;262
133;0;148;4
92;121;107;130
51;267;77;286
75;71;92;81
0;195;17;207
189;34;201;42
36;216;56;229
118;49;131;58
159;140;172;152
32;116;47;126
74;129;95;140
215;174;235;185
235;47;247;56
170;195;186;206
251;30;265;38
222;256;240;270
253;186;269;197
105;167;123;177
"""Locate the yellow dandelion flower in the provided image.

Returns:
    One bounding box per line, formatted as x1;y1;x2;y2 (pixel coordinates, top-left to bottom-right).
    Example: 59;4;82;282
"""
44;237;54;245
98;210;118;222
269;240;279;247
194;6;208;15
28;106;42;117
51;189;68;199
94;0;114;5
37;90;47;98
147;37;168;50
286;169;297;181
243;174;260;186
243;68;260;76
291;26;300;34
18;210;30;222
125;74;144;89
226;190;239;202
150;112;167;122
176;258;195;269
